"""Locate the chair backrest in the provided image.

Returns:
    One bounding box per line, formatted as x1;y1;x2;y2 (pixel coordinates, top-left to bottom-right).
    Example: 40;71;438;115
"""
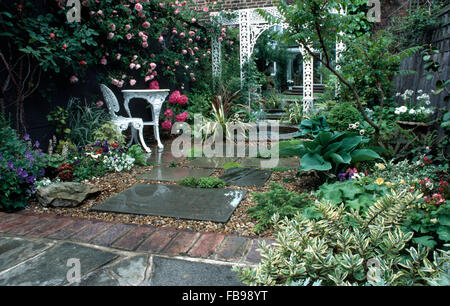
100;84;120;119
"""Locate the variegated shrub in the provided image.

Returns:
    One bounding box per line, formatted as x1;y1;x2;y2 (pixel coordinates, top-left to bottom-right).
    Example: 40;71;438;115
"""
234;191;449;286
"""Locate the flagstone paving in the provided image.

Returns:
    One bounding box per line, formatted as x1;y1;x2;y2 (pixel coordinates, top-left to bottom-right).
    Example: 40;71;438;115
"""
91;183;247;223
219;168;272;187
137;166;214;182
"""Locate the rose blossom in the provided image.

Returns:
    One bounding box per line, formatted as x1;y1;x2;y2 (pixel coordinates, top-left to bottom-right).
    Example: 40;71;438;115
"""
150;62;157;70
164;109;173;118
126;33;133;40
69;75;79;83
135;3;143;12
161;120;172;131
175;112;189;122
142;21;150;28
130;79;137;86
169;91;181;104
149;80;159;89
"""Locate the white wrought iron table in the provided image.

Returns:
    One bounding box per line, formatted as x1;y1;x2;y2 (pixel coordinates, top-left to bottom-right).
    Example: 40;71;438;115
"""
122;89;170;152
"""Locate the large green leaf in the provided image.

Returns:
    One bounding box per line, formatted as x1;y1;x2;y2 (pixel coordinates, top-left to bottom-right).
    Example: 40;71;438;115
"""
300;153;332;172
350;149;381;162
340;136;362;152
413;236;438;248
437;226;450;242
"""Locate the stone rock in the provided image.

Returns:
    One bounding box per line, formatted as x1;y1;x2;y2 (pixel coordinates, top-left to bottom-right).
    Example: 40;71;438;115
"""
36;182;101;207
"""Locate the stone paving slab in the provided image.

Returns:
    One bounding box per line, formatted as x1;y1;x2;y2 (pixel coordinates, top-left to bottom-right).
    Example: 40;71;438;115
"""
219;168;272;187
0;237;54;272
146;151;180;165
240;157;299;169
188;157;239;169
91;183;247;223
138;166;214;182
148;256;243;286
0;240;118;286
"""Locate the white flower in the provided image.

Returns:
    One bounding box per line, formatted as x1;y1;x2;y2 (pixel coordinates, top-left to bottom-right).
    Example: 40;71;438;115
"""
409;109;416;115
399;106;408;113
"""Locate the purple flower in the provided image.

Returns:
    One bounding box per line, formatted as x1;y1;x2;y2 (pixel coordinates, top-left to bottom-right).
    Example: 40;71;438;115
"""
35;140;40;148
102;145;109;154
0;153;2;160
25;151;34;163
39;169;45;176
24;134;30;141
26;174;36;184
94;141;101;146
7;162;14;170
338;173;347;181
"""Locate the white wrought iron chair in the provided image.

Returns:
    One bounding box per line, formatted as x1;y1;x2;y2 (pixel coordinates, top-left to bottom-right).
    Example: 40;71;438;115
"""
100;84;151;153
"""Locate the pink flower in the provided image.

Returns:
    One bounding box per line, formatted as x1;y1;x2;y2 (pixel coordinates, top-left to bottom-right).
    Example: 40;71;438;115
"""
150;62;157;70
164;109;173;118
100;57;107;65
158;35;164;42
116;53;121;60
191;18;196;23
174;8;180;15
125;24;131;30
162;120;172;131
169;90;181;104
149;80;159;89
126;33;133;40
182;49;187;54
129;63;136;69
142;21;150;29
189;30;195;37
110;23;116;31
174;61;179;66
130;79;137;86
145;75;151;82
142;42;148;48
175;112;189;122
135;3;143;12
178;94;188;105
179;32;185;38
203;7;208;12
69;75;79;83
108;32;115;39
96;101;103;107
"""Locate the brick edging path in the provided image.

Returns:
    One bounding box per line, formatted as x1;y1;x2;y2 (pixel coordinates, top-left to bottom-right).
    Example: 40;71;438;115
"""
0;211;274;265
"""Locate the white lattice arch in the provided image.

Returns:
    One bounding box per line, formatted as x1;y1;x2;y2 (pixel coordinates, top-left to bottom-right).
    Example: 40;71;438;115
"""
211;7;345;116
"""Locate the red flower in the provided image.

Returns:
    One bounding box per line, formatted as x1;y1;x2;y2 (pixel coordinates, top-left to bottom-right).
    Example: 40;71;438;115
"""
80;60;87;66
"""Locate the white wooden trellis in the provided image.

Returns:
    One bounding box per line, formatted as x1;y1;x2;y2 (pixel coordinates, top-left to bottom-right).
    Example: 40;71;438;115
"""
211;7;345;116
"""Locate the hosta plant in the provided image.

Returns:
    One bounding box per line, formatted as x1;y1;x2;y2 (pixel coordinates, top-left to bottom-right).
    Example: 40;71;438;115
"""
234;191;449;286
280;131;381;174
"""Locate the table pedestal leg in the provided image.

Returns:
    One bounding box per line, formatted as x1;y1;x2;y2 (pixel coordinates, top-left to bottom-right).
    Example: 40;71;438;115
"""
151;103;164;152
133;122;151;153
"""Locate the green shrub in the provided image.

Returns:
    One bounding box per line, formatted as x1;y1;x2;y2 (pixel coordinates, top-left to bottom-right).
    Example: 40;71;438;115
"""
316;178;390;213
0;117;47;211
235;191;450;286
179;176;226;188
326;102;361;131
127;144;148;166
92;121;125;146
248;183;314;233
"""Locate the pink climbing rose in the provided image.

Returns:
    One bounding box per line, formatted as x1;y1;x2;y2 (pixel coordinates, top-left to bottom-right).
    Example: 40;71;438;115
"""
178;94;188;105
149;80;159;89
